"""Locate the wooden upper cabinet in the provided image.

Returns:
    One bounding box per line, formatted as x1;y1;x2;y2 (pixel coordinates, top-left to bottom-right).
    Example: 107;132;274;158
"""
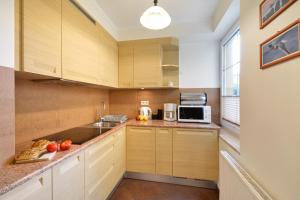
173;128;219;182
134;44;163;88
97;25;118;88
62;0;99;85
118;47;134;88
22;0;62;77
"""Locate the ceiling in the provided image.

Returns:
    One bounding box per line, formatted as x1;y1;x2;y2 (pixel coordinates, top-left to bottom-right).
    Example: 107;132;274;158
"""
95;0;219;30
76;0;239;42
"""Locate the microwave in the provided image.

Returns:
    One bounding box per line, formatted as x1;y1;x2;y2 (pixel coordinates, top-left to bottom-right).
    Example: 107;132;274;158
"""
178;105;211;123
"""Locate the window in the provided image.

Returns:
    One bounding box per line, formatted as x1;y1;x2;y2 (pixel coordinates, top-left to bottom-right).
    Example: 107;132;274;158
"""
221;29;240;126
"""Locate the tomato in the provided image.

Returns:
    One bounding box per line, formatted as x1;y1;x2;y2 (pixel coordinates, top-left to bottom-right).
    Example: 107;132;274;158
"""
60;140;72;151
47;143;58;153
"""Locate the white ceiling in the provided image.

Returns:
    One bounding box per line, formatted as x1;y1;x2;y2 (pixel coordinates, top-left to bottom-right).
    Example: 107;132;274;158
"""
95;0;219;30
76;0;239;42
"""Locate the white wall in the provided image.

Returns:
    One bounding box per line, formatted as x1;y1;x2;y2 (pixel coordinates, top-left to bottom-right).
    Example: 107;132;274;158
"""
179;40;220;88
0;0;14;68
239;0;300;199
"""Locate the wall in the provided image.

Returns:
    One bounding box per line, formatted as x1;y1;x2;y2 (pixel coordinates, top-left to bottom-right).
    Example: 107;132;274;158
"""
0;67;15;166
109;88;220;124
0;0;15;166
239;0;300;199
15;79;109;145
179;40;220;88
0;0;14;68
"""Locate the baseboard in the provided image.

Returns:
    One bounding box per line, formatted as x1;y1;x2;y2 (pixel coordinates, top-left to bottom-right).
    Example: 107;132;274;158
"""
124;171;217;189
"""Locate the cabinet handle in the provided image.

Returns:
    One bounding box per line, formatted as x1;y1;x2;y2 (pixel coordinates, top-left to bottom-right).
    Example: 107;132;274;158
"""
175;130;213;136
59;155;80;175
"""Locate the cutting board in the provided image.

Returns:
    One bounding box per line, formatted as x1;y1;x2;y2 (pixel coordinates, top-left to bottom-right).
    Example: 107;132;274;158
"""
15;151;56;164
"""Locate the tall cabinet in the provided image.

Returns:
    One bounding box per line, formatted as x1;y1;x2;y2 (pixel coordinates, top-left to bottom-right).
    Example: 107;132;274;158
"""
22;0;62;77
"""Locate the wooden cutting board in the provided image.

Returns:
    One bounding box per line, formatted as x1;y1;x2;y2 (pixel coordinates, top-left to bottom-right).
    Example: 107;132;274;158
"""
15;151;56;164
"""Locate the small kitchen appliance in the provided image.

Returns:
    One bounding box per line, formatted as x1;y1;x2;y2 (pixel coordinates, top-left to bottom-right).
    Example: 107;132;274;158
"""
164;103;177;121
178;93;211;123
178;105;211;123
140;106;152;120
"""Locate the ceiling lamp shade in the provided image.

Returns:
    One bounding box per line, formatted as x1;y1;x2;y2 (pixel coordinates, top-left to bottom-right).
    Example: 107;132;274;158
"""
140;0;171;30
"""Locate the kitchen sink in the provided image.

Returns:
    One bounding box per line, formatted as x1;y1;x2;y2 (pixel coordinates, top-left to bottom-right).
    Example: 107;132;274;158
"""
85;121;119;128
34;126;112;145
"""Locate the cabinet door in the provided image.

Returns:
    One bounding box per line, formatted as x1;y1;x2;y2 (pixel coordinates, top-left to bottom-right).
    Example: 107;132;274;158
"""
97;25;118;87
113;127;126;184
53;152;84;200
118;47;134;88
126;127;156;174
156;128;172;176
173;128;218;182
85;134;115;200
134;45;163;88
22;0;61;77
62;0;99;85
0;170;52;200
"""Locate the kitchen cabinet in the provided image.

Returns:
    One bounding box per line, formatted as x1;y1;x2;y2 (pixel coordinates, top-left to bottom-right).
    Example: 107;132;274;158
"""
173;128;219;182
118;38;179;88
97;24;119;87
52;152;84;200
126;126;156;174
113;127;126;184
118;47;134;88
0;170;52;200
21;0;62;77
84;133;116;200
156;128;173;176
134;44;163;88
62;0;100;85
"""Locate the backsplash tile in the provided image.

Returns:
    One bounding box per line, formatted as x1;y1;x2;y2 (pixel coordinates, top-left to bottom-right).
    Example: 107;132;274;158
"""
15;79;109;145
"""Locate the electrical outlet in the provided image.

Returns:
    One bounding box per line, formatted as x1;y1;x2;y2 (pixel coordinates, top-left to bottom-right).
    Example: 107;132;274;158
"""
141;100;149;106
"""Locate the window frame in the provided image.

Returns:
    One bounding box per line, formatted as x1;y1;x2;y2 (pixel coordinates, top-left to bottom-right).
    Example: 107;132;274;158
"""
220;22;241;134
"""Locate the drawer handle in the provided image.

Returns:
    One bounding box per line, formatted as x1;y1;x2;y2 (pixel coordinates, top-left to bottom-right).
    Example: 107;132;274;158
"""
59;156;80;175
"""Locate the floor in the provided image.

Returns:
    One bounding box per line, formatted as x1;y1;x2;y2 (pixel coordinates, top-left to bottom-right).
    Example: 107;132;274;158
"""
109;179;219;200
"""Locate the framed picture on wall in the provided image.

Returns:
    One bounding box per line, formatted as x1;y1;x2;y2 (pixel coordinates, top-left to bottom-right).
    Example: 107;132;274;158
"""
260;19;300;69
260;0;298;29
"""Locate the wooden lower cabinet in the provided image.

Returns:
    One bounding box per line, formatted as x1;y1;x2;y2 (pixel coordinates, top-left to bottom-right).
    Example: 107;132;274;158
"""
85;133;115;200
173;128;219;182
156;128;173;176
0;170;52;200
126;126;156;174
52;152;84;200
113;127;126;183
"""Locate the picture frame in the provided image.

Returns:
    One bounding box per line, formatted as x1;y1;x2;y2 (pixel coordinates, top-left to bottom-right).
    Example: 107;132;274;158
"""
259;0;297;29
260;19;300;69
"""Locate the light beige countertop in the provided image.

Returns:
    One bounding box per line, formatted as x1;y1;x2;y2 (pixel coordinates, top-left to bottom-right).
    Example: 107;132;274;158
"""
0;120;220;196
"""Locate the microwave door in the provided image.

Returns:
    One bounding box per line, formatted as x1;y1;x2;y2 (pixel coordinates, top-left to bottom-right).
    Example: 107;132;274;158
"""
180;107;204;120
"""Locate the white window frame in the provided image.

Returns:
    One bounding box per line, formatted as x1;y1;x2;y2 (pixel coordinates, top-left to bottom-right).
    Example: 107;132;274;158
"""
220;22;240;135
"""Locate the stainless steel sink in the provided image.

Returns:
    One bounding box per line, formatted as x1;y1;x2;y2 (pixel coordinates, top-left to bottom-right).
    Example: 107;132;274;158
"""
85;121;119;128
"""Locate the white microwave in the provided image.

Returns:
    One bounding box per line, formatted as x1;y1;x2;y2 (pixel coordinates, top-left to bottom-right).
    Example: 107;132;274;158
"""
178;105;211;123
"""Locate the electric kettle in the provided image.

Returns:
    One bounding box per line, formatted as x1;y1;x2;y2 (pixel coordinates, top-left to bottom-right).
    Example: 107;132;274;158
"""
140;106;152;120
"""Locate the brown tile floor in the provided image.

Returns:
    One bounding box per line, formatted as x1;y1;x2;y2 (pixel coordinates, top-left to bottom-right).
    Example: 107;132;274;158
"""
109;179;219;200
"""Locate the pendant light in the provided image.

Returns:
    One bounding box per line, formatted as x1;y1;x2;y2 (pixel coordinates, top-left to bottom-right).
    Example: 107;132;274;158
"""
140;0;171;30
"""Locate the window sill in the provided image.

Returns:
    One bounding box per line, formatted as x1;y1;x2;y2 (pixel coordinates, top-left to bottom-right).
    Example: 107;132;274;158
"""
219;127;240;154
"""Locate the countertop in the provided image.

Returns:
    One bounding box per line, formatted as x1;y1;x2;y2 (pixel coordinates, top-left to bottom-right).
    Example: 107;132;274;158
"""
0;120;220;196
